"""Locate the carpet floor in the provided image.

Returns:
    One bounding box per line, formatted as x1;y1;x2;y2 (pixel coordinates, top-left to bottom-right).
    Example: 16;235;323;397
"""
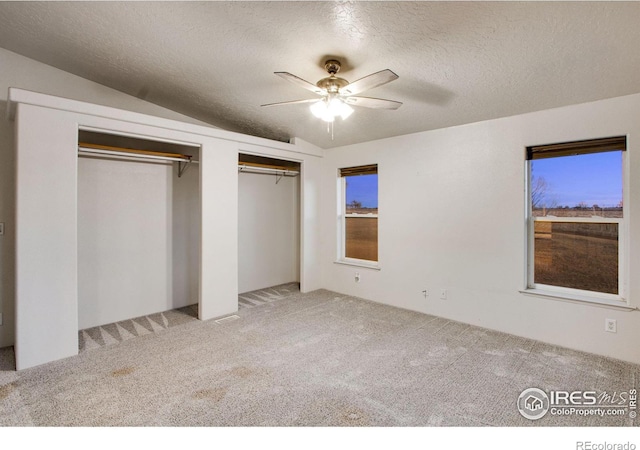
0;287;638;426
78;283;299;352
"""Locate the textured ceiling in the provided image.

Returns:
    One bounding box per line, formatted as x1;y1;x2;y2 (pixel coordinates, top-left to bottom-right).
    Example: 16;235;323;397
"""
1;2;640;149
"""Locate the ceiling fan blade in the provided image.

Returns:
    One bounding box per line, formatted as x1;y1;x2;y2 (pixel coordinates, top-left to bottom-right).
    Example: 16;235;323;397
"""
261;98;320;107
344;96;403;110
340;69;399;96
275;72;325;95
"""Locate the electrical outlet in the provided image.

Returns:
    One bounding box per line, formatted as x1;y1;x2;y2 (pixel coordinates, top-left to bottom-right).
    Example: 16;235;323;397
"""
605;318;617;333
355;272;360;283
440;289;447;300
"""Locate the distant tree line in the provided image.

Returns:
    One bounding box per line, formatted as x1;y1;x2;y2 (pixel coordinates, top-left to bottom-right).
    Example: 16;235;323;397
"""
531;175;621;210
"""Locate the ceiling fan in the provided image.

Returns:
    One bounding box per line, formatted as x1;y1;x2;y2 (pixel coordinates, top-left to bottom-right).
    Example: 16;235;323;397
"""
261;59;402;123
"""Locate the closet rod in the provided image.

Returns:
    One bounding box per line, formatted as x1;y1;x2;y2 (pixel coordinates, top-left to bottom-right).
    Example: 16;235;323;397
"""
238;164;299;176
78;142;193;161
78;146;195;163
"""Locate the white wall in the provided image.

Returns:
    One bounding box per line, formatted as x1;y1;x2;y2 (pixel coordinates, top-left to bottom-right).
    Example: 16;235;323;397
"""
14;104;79;370
0;48;215;348
321;93;640;365
78;155;200;329
199;138;239;321
238;171;300;293
172;158;201;315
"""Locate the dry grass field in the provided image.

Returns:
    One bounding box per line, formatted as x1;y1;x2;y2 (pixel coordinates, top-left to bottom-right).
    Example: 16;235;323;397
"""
343;206;619;293
345;217;378;261
532;206;622;218
534;222;618;294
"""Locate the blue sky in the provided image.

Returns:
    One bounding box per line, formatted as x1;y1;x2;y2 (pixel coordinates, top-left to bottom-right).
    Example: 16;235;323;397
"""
344;152;621;210
346;174;378;208
531;151;622;207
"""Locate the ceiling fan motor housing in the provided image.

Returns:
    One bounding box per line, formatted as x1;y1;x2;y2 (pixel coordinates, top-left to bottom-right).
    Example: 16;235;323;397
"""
316;59;349;93
316;76;349;93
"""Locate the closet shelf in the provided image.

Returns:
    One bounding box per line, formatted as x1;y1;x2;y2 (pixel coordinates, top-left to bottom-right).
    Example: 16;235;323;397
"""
78;142;193;161
77;142;197;177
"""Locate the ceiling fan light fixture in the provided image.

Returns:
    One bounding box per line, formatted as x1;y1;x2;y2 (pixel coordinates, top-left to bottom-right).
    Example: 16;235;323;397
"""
329;97;354;120
310;99;334;122
310;97;353;122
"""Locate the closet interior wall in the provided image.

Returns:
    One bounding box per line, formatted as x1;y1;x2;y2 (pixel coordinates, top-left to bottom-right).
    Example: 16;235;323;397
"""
77;131;200;330
238;154;301;294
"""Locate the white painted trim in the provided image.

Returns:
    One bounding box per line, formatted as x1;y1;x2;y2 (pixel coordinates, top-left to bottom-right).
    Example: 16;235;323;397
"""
334;259;381;270
7;88;323;157
621;141;630;303
533;216;622;224
79;125;202;149
525;153;627;304
338;175;346;261
239;142;322;160
345;213;379;218
520;289;633;311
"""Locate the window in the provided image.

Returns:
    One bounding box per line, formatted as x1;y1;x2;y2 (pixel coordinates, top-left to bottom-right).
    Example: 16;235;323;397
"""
338;164;378;263
526;137;625;301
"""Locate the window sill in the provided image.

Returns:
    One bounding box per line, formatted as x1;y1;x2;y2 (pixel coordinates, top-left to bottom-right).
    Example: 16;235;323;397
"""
334;259;381;271
520;288;635;311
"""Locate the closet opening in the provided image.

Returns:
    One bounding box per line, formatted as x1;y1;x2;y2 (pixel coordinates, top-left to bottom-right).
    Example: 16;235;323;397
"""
238;153;301;303
77;130;201;345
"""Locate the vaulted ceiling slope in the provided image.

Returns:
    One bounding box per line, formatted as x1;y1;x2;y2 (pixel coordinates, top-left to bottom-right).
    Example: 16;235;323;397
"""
1;2;640;149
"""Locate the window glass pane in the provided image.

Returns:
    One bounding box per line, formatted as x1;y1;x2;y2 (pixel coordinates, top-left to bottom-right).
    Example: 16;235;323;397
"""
344;173;378;261
345;217;378;261
346;174;378;213
534;221;618;294
531;151;622;218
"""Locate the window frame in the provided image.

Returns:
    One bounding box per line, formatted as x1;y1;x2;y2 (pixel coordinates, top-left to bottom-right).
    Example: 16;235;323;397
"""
336;165;380;269
524;138;628;306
